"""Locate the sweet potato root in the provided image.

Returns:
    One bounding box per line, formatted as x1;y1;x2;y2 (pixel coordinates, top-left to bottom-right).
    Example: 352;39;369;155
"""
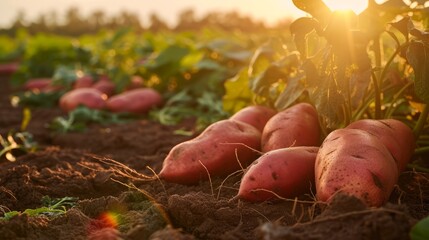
315;128;399;207
106;88;162;114
346;119;415;172
73;75;94;89
261;103;320;152
59;88;107;112
24;78;52;91
238;146;319;202
230;105;277;132
159;120;262;184
92;76;116;96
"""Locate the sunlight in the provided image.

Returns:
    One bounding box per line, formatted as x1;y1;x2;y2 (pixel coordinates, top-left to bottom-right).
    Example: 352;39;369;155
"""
323;0;368;14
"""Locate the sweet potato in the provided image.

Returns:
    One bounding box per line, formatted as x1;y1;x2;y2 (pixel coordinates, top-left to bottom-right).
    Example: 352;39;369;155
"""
24;78;53;91
0;62;19;76
261;102;320;152
315;128;399;207
92;76;116;96
106;88;162;114
238;146;319;202
125;75;144;90
59;88;107;112
74;75;94;89
229;105;277;132
24;78;63;93
159;119;262;184
346;119;415;172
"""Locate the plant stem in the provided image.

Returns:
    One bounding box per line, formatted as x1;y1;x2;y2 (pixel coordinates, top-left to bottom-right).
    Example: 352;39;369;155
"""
373;35;383;82
413;103;429;140
384;82;413;118
371;71;382;119
414;146;429;155
407;163;429;173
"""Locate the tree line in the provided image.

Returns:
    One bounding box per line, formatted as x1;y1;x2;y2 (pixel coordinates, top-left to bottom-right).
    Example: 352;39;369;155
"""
0;7;292;36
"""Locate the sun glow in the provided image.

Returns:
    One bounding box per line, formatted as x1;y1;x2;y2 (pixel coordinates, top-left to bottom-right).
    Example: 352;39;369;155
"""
323;0;368;14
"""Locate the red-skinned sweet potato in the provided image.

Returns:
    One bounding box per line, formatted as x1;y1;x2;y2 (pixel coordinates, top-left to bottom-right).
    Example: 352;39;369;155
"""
230;105;277;132
261;103;320;152
125;75;144;90
315;128;399;207
0;62;19;76
238;146;319;202
159;120;262;185
106;88;162;114
346;119;415;172
73;75;94;89
24;78;53;91
92;76;116;96
59;88;107;112
24;78;63;93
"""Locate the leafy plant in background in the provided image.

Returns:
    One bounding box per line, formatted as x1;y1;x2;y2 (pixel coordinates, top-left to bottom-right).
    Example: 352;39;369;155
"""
0;108;37;162
50;106;132;133
5;28;267;130
10;32;92;86
0;131;37;162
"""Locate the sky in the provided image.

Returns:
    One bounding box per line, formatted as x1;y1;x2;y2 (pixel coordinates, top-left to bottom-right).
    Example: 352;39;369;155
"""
0;0;308;28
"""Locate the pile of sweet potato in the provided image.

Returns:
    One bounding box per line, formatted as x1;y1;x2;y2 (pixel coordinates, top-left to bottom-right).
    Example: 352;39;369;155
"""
159;102;416;207
24;75;163;114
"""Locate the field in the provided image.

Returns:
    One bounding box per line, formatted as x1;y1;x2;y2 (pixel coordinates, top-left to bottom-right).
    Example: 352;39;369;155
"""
1;1;429;239
0;70;428;240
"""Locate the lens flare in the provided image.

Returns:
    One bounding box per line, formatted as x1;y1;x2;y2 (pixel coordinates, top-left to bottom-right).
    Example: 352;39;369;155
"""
323;0;368;14
99;211;120;228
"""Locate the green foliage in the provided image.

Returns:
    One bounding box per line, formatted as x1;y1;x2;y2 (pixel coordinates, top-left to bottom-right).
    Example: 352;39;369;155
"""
11;33;92;86
1;28;263;130
50;106;132;133
0;35;24;62
223;68;255;114
13;90;65;108
151;89;229;131
1;196;78;220
0;131;37;162
410;215;429;240
274;0;429;131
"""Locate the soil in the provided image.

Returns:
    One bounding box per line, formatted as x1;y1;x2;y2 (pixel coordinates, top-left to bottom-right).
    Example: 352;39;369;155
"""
0;74;428;240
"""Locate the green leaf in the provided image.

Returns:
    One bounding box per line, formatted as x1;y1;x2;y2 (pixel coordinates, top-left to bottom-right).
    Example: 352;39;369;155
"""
250;65;285;96
50;106;130;133
146;45;190;69
0;131;37;162
275;73;306;110
204;38;251;61
311;74;347;129
195;59;224;71
52;65;79;87
248;42;275;77
1;196;78;220
290;17;319;37
21;108;32;131
407;40;429;104
292;0;331;21
410;216;429;240
14;90;64;108
223;68;254;114
389;16;413;41
223;50;253;62
290;17;320;57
